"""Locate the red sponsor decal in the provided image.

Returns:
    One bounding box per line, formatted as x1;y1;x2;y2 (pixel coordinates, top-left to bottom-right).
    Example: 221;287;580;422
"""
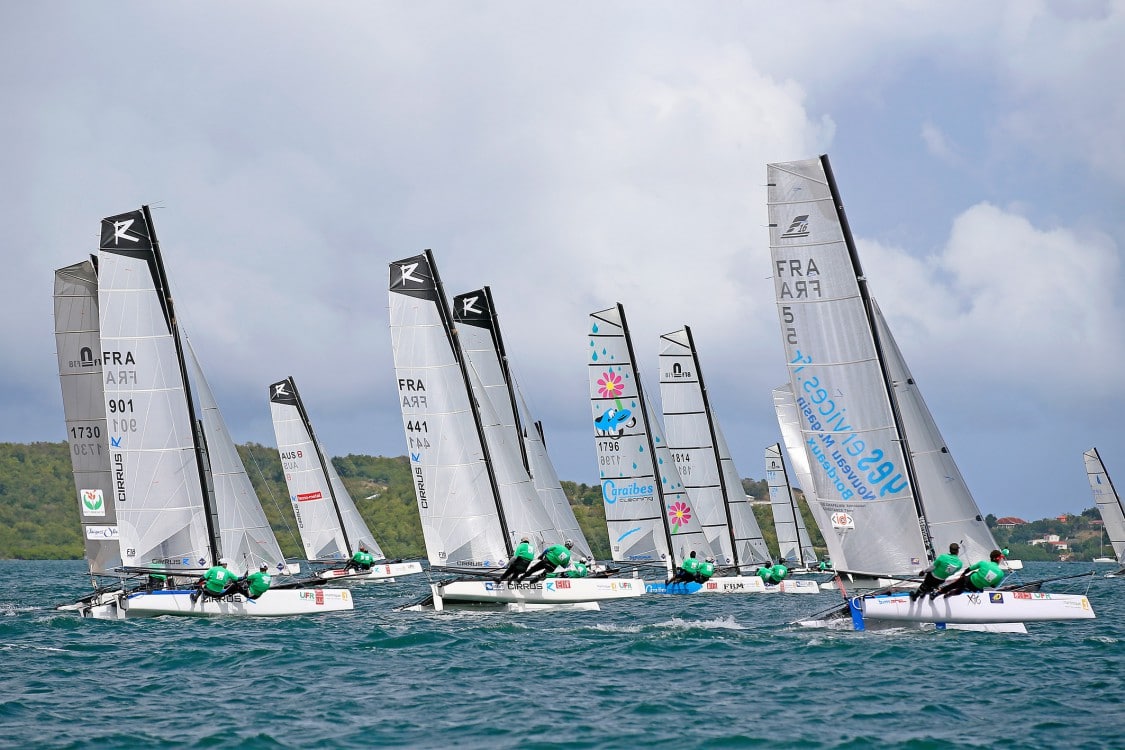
297;491;323;502
315;589;324;605
556;579;571;589
1013;592;1032;599
706;582;717;590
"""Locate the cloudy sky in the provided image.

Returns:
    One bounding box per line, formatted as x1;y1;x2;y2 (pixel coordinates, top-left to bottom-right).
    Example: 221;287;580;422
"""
5;2;1124;523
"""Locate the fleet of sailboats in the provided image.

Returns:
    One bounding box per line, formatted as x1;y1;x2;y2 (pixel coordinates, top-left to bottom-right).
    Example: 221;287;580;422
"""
766;154;1092;629
48;163;1102;627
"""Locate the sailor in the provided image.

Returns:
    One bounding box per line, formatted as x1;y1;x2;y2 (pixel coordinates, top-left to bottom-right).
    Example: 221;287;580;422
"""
694;556;716;584
667;551;702;586
237;564;273;600
345;544;375;573
551;556;590;579
191;558;238;603
932;549;1007;599
499;537;536;581
757;561;789;586
910;543;963;601
521;540;574;581
818;558;833;572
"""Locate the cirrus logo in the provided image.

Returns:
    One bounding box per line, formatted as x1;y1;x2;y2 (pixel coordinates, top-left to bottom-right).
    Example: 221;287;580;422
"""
602;479;655;504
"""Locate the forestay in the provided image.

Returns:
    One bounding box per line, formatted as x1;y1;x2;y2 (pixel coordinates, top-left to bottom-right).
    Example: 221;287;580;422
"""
54;260;121;576
658;326;769;569
588;305;712;569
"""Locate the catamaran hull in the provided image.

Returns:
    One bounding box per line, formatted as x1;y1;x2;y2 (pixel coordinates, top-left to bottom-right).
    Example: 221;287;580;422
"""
318;561;424;582
430;578;643;611
111;588;354;618
855;591;1094;625
645;576;822;595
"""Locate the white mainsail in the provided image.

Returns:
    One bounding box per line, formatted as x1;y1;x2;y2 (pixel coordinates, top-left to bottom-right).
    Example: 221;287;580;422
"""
388;251;509;568
765;443;817;567
768;156;1000;577
453;287;592;556
269;376;384;563
1085;448;1125;563
588;305;712;570
97;208;215;573
54;260;121;576
658;326;770;569
774;383;843;567
451;288;563;552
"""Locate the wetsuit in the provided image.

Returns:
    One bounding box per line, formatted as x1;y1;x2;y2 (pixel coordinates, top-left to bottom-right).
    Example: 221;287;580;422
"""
243;570;272;599
758;564;789;585
669;555;702;585
694;560;715;583
345;549;375;572
552;561;588;579
193;565;237;601
936;560;1006;598
912;553;963;600
522;544;571;580
500;541;536;581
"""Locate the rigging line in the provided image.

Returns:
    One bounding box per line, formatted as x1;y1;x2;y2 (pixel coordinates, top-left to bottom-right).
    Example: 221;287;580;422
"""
241;442;301;556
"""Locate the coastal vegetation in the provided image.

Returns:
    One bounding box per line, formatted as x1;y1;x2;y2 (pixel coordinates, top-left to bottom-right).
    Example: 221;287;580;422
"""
0;441;1106;563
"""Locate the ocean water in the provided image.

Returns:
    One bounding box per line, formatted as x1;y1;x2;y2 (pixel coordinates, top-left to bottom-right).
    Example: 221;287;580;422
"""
1;561;1120;750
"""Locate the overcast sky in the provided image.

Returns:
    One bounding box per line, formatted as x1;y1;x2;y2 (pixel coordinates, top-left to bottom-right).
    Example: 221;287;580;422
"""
5;2;1125;522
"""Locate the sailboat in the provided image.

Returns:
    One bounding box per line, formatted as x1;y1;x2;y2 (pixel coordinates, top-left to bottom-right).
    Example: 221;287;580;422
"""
588;306;722;595
1084;448;1125;575
656;326;817;594
56;207;352;618
768;156;1092;629
388;252;641;610
765;443;819;572
451;287;594;559
268;376;423;582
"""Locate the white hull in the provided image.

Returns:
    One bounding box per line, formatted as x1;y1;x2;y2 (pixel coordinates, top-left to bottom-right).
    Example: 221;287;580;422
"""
859;591;1094;625
647;576;822;595
71;587;354;618
318;561;424;582
430;577;643;611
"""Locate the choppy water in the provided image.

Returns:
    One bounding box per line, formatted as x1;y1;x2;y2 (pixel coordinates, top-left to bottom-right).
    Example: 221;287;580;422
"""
1;561;1120;750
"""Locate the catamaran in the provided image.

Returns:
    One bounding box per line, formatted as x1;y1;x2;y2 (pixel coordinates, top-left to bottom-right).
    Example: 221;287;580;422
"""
765;442;819;573
655;326;817;594
269;376;422;582
56;207;352;618
1084;448;1125;576
768;156;1091;630
389;252;642;610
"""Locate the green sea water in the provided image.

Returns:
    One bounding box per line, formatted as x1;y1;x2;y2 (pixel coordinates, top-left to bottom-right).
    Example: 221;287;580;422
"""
1;560;1119;750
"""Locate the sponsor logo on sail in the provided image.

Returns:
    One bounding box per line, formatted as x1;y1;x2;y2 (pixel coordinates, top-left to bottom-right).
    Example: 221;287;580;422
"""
830;512;854;529
398;262;424;286
84;525;119;540
112;218;142;245
780;215;810;239
602;480;654;504
460;295;482;315
81;489;105;517
296;491;323;502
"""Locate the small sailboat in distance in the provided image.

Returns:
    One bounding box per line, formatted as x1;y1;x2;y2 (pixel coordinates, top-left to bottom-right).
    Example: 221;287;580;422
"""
1084;448;1125;576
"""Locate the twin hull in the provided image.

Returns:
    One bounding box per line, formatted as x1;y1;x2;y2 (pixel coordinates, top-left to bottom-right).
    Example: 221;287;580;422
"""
431;577;643;609
645;576;822;595
855;591;1094;626
318;561;424;582
76;588;354;619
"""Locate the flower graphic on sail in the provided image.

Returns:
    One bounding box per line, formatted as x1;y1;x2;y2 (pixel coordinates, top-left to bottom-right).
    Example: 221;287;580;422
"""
667;501;692;533
595;370;632;433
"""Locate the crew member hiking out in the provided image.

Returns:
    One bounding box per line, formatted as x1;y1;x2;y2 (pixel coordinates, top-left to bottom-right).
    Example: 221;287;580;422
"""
500;537;535;582
521;540;573;581
910;543;963;602
667;551;702;586
191;558;238;603
932;549;1008;599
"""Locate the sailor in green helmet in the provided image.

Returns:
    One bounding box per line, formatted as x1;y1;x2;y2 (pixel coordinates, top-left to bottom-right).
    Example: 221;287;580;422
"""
694;556;716;584
521;540;573;581
500;537;536;581
910;543;964;601
190;558;238;603
667;550;702;585
757;561;789;586
233;563;273;600
932;549;1008;599
344;543;376;573
551;556;590;579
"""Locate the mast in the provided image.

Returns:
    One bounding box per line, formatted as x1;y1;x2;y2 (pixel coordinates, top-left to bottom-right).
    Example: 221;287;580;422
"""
425;253;514;557
288;376;353;555
617;304;677;565
819;156;933;559
680;325;742;568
